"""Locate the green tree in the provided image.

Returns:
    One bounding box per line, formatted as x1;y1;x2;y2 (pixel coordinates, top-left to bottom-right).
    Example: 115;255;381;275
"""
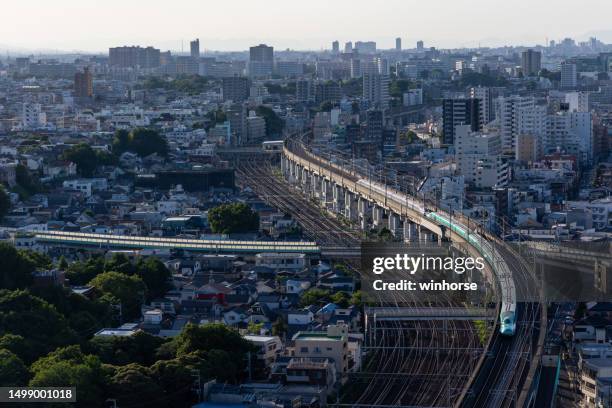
299;288;330;307
89;272;146;320
15;164;41;197
149;359;194;406
108;364;163;407
255;105;284;137
61;143;98;177
272;317;287;337
30;346;107;407
330;291;350;307
87;331;165;366
135;257;172;300
0;243;35;290
246;321;264;335
0;185;11;221
65;256;105;285
112;128;169;158
208;202;259;234
0;290;76;363
0;348;29;386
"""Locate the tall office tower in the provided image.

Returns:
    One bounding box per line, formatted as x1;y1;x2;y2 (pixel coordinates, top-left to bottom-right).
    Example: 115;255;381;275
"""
248;44;274;77
222;76;249;102
454;125;508;188
108;46;161;69
442;98;481;145
344;42;353;53
565;92;589;112
395;37;402;51
295;79;312;102
520;49;542;76
190;39;200;59
332;41;340;53
416;40;424;51
363;73;390;110
74;67;93;98
374;57;389;75
350;58;361;78
469;86;494;125
498;96;546;154
560;62;578;89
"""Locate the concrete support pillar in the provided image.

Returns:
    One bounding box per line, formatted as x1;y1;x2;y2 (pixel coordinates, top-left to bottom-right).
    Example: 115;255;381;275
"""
345;191;358;221
388;213;401;238
403;221;417;242
358;198;372;230
418;224;428;242
372;205;383;228
321;179;332;207
332;185;344;214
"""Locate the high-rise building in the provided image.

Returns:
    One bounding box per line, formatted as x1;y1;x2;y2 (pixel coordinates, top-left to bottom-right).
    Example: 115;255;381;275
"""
442;98;481;145
350;58;361;78
455;125;508;188
226;103;247;146
498;96;546;154
470;86;494;125
332;41;340;53
363;74;390;110
249;44;274;77
560;62;578;89
74;67;93;98
190;39;200;59
109;46;161;69
546;111;593;164
21;103;46;129
395;37;402;51
416;40;424;51
295;79;312;102
521;49;542;76
344;42;353;53
222;76;249;102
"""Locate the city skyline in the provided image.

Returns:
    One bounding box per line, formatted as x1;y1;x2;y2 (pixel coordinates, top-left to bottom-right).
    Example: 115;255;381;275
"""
2;0;612;53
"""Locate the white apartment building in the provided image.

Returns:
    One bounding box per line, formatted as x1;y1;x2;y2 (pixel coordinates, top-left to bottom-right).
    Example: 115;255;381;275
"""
454;125;508;188
292;324;350;376
470;86;494;125
566;91;590;112
498;96;545;154
565;198;612;230
546;111;593;164
581;359;612;407
246;112;266;144
22;103;47;129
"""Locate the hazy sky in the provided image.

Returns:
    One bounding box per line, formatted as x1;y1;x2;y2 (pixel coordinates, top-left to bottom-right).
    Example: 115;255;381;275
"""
2;0;612;53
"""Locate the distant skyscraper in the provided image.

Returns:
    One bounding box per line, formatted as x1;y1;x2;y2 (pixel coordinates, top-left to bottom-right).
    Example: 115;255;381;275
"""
442;98;481;145
332;41;340;53
560;62;578;89
109;46;161;69
190;39;200;59
355;41;377;54
249;44;274;77
74;67;93;98
416;40;424;51
520;49;542;76
344;41;353;53
470;86;495;125
395;37;402;51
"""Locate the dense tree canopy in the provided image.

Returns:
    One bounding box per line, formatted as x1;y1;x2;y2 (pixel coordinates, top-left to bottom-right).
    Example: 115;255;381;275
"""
30;346;108;407
0;243;35;290
112;128;169;158
0;290;77;363
0;348;29;386
208;202;259;234
61;143;116;177
89;272;147;320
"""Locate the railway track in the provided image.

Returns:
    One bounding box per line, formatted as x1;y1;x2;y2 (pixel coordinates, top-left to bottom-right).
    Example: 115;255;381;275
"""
236;159;483;407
